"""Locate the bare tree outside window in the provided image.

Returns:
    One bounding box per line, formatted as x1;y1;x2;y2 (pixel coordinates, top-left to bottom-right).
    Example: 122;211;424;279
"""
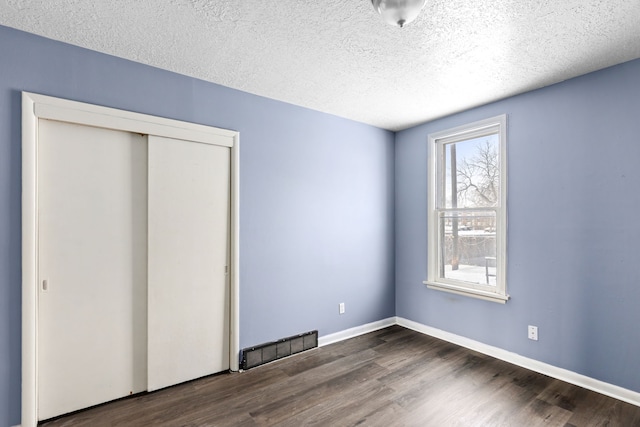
427;115;508;303
456;139;499;208
442;135;499;282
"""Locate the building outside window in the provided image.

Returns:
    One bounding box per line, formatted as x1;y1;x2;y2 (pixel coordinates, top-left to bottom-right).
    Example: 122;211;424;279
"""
425;115;508;303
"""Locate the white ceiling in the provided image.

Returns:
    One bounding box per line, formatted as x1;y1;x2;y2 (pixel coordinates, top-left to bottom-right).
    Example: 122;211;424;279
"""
2;0;640;131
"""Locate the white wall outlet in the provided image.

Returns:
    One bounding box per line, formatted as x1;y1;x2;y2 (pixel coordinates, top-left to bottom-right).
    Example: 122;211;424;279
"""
528;325;538;341
339;302;345;314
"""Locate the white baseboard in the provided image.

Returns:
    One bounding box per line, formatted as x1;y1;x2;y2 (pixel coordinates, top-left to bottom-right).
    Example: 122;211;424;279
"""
318;316;640;408
318;317;396;347
19;316;638;427
396;316;640;408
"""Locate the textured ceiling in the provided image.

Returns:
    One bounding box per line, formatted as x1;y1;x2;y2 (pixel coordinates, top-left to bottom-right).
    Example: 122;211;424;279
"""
2;0;640;130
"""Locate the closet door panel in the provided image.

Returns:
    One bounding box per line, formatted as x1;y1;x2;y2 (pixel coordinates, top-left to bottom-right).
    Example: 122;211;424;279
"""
37;119;148;420
147;135;230;391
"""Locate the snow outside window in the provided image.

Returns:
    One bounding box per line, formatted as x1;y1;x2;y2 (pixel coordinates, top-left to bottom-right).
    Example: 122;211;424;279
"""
424;115;508;303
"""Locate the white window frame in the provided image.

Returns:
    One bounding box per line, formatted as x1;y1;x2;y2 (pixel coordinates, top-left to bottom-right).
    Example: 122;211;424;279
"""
424;114;508;303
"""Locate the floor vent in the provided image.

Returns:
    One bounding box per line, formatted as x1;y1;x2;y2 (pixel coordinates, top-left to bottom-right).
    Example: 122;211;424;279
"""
241;330;318;370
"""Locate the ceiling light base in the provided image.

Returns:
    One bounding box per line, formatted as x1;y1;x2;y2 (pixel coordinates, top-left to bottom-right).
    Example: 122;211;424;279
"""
371;0;426;28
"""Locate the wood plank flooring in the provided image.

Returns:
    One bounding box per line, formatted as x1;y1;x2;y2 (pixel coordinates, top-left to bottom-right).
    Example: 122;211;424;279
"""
41;325;640;426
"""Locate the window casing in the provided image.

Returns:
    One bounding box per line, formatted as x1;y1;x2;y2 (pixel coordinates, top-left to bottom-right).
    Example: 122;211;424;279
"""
424;115;508;303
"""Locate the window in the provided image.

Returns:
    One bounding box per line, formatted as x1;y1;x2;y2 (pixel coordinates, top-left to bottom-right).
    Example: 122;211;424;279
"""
424;115;508;303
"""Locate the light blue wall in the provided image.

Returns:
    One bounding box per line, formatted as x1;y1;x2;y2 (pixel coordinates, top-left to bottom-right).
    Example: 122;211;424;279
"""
0;25;395;425
395;58;640;394
4;19;640;427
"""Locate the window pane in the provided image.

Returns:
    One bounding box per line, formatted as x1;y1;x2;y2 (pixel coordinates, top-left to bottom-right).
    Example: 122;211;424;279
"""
439;211;497;286
444;134;499;209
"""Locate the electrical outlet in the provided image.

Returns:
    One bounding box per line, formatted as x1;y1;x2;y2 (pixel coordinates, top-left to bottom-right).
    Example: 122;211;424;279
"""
339;302;345;314
528;325;538;341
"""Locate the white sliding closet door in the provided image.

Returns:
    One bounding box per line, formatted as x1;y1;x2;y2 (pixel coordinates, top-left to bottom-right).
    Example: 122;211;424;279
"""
147;135;230;391
37;120;148;420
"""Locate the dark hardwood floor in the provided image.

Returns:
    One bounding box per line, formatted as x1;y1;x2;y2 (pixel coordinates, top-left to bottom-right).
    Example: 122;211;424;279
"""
41;325;640;426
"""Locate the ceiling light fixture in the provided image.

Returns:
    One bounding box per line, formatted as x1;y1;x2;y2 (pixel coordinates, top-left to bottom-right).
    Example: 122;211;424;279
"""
371;0;426;28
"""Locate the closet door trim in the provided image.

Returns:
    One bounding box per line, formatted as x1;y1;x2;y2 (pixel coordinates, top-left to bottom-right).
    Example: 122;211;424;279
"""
21;92;241;427
32;92;235;147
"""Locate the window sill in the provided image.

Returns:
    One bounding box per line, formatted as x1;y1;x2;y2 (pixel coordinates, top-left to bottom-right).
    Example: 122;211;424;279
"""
423;281;509;304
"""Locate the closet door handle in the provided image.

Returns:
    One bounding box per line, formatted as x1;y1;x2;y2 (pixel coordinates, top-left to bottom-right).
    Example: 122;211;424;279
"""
42;280;48;291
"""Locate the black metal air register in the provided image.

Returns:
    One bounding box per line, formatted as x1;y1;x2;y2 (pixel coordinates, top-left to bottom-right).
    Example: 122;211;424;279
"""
241;330;318;370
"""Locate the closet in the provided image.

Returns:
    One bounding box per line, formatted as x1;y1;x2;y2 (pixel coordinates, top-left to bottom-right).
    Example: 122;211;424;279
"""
22;93;239;425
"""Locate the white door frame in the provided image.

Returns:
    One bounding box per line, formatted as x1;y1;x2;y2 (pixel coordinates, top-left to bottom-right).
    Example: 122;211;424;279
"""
21;92;240;427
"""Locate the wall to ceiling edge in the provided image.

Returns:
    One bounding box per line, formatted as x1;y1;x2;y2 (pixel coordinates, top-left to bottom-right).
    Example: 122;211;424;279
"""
0;25;395;425
395;57;640;396
3;20;640;427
